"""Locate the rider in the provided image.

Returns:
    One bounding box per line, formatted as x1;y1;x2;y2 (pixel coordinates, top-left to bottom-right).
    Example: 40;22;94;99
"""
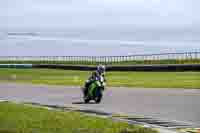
83;65;106;96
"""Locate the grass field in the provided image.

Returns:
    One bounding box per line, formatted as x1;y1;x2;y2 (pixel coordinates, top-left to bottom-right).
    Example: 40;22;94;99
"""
0;102;157;133
0;68;199;88
0;59;200;65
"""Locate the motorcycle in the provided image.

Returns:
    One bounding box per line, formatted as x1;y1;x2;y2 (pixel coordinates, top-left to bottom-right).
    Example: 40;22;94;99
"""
82;76;105;104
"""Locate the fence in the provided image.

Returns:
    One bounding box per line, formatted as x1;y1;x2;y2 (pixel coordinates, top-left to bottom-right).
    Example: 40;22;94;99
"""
0;52;200;65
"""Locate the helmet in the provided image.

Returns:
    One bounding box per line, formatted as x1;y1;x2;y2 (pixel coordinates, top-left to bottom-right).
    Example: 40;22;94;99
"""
97;64;105;74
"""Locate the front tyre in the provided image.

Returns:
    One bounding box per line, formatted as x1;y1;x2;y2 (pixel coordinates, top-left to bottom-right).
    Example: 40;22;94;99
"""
95;91;102;104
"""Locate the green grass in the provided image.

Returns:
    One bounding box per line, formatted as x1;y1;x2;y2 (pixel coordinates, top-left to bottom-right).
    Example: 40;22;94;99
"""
0;68;199;88
0;59;200;66
0;102;157;133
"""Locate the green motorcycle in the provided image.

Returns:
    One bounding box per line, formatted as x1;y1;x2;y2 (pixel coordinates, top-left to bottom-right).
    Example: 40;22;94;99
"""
83;79;105;104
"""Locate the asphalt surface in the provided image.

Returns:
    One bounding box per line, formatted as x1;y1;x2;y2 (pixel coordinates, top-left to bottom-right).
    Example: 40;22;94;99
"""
0;83;200;126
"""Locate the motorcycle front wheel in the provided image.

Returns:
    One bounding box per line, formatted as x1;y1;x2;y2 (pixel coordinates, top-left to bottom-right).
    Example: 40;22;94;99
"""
95;91;102;104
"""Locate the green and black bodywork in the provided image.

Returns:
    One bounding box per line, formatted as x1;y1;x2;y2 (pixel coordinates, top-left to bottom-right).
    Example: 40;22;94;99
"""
82;79;105;104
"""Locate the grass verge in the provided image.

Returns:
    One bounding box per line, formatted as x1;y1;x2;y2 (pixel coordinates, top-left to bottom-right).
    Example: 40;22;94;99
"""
0;68;199;88
0;102;157;133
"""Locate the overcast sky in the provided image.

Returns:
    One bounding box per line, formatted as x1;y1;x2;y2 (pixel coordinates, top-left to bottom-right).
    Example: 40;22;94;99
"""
1;0;200;56
1;0;200;30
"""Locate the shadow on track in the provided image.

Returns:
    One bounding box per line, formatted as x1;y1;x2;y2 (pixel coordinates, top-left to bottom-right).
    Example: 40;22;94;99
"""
72;101;96;105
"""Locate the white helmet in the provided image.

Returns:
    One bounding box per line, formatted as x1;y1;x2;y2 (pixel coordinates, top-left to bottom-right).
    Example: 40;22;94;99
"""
97;64;105;74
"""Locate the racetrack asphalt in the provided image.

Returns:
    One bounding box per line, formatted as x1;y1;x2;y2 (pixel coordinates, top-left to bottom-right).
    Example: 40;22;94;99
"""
0;83;200;127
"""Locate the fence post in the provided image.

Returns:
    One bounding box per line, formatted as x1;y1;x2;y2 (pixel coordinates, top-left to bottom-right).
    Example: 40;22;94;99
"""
83;56;85;65
92;56;95;65
195;52;198;63
189;52;192;60
92;56;94;65
78;56;80;64
46;56;48;64
108;56;110;65
80;56;82;65
85;56;87;65
112;56;114;64
86;56;88;65
90;56;92;65
64;56;66;63
70;56;72;64
107;56;109;65
76;56;78;64
74;56;76;64
195;52;198;59
96;56;98;65
185;52;187;60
